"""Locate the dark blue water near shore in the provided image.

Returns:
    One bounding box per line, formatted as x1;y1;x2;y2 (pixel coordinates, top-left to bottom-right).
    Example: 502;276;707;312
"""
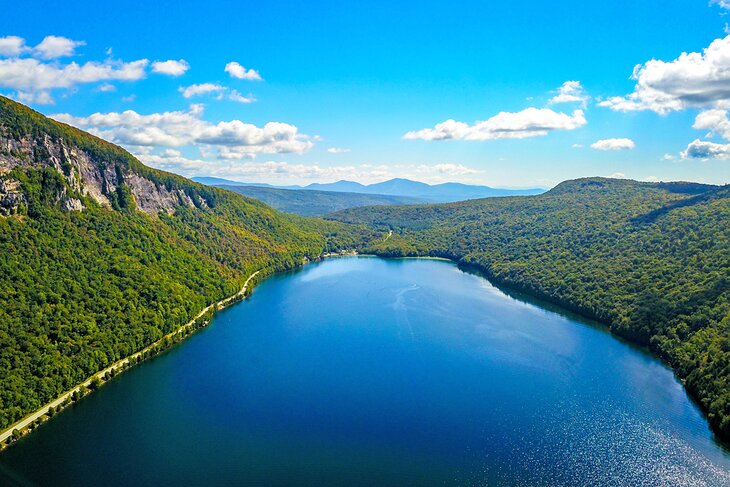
1;257;729;485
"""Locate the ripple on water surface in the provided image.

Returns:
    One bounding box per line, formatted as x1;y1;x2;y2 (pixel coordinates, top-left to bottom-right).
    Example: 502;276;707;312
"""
1;257;729;486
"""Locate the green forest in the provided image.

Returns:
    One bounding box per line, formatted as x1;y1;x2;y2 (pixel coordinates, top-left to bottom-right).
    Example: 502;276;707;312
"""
328;178;730;440
0;97;374;431
1;94;730;446
218;184;426;216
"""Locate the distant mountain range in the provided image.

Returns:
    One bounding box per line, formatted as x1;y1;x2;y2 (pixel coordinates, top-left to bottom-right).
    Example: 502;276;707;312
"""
219;185;427;216
192;177;545;203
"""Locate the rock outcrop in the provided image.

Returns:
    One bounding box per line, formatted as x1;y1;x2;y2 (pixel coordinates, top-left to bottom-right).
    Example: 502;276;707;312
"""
0;131;198;215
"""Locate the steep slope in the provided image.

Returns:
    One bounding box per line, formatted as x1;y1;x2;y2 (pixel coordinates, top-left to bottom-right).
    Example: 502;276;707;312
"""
328;177;730;440
219;184;428;216
0;96;372;431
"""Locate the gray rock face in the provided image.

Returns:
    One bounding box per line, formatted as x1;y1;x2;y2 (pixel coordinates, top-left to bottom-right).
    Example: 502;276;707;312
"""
0;129;196;214
0;177;25;215
63;198;84;212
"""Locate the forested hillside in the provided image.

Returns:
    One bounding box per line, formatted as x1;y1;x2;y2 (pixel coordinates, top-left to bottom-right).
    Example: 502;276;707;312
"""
218;184;427;216
328;178;730;440
0;96;373;430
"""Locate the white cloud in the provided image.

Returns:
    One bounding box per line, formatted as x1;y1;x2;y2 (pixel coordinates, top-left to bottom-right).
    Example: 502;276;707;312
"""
0;57;148;91
430;163;480;176
179;84;256;103
151;59;189;76
549;81;589;107
327;147;351;153
33;36;85;59
224;61;262;80
137;150;484;185
711;0;730;9
681;139;730;159
608;172;627;179
600;36;730;114
51;104;313;159
644;176;660;182
0;36;28;56
590;138;636;151
693;109;730;139
178;83;225;98
228;89;256;103
662;153;676;160
403;108;586;141
98;83;116;92
571;143;584;148
14;90;54;105
122;94;136;102
161;148;181;157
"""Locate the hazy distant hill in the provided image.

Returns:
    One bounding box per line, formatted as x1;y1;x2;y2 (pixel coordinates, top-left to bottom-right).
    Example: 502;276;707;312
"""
193;176;544;203
219;185;428;216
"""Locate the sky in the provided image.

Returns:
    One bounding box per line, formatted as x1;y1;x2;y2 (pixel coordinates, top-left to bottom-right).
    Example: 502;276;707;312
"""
1;0;730;188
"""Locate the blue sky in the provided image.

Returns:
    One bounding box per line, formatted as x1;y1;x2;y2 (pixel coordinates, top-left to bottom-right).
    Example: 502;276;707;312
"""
1;0;730;187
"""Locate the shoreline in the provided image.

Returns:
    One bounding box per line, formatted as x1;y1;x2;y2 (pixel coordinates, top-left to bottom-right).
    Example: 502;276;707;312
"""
0;269;262;450
4;251;727;451
0;248;363;451
364;250;730;447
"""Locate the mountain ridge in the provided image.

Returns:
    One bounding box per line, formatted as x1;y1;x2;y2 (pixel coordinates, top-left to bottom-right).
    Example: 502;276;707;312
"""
193;176;545;202
218;184;429;216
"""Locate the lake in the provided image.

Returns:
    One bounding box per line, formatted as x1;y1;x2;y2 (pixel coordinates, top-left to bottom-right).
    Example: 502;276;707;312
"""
1;256;728;485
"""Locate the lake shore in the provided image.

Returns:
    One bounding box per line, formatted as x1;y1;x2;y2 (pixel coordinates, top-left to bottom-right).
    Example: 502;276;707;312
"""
4;248;726;454
0;247;371;451
0;269;262;450
4;256;727;486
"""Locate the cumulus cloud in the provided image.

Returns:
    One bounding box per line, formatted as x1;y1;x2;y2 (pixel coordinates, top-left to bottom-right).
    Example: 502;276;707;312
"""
228;89;255;103
599;36;730;114
608;172;627;179
590;138;636;151
178;83;225;98
136;149;484;185
549;81;589;107
327;147;351;153
430;163;480;175
151;59;189;76
681;139;730;159
224;61;262;80
679;109;730;159
662;153;676;160
0;36;28;57
51;104;313;159
14;90;54;105
0;36;155;104
711;0;730;9
0;35;85;59
178;84;256;103
693;109;730;139
403;108;586;141
0;57;148;91
97;83;116;92
33;36;85;59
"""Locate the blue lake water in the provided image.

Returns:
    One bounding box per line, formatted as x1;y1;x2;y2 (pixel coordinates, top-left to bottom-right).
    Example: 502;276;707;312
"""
1;256;729;485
